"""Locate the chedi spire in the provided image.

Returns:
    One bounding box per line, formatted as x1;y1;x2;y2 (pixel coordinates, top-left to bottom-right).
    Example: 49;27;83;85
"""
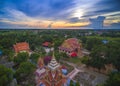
48;51;60;70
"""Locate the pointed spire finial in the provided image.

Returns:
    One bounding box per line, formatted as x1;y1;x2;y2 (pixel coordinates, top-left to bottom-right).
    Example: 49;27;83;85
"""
48;47;61;70
52;48;55;59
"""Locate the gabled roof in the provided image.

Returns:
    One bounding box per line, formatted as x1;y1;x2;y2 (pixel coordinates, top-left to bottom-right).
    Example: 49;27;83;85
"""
13;42;30;53
59;38;80;51
42;42;51;47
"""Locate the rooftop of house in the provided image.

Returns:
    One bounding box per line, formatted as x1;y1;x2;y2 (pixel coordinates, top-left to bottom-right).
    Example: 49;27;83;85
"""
42;42;51;47
14;42;29;47
59;38;81;51
13;42;30;53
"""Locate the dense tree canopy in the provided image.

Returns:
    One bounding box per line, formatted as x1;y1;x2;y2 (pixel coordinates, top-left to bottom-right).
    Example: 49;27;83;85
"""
0;30;120;86
30;53;40;64
0;65;13;86
15;62;36;85
70;80;74;86
76;82;80;86
105;72;120;86
85;37;102;51
14;52;29;65
84;38;120;71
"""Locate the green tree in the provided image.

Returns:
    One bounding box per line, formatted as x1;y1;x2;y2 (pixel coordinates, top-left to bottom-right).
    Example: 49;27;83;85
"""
86;44;107;70
106;42;120;71
86;40;120;71
30;44;36;51
91;57;105;70
15;62;36;85
81;56;89;64
14;52;29;65
96;84;104;86
30;53;40;64
85;37;102;51
76;81;80;86
0;65;13;86
104;72;120;86
35;46;46;56
61;52;69;58
54;39;64;49
55;51;62;61
70;80;74;86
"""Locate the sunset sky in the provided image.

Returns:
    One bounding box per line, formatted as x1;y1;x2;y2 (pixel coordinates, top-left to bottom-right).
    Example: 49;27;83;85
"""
0;0;120;29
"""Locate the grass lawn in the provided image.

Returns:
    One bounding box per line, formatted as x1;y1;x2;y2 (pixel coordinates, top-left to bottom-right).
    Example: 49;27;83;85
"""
60;57;82;65
60;61;74;73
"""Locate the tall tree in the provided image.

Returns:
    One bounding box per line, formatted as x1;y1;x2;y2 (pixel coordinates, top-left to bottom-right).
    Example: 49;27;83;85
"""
30;53;40;64
15;62;36;85
14;52;29;65
70;80;74;86
0;65;13;86
104;72;120;86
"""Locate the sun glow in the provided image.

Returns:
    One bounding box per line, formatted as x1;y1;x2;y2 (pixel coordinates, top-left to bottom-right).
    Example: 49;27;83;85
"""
72;9;84;19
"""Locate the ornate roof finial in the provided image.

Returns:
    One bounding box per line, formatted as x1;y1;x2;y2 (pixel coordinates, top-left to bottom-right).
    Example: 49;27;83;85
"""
38;57;44;68
48;48;60;70
52;50;55;59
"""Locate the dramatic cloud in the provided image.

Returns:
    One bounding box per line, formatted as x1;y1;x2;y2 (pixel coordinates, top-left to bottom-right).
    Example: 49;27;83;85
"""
0;0;120;29
108;22;120;29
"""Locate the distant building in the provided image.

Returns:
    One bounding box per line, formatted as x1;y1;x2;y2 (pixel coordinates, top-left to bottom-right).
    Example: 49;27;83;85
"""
35;53;67;86
13;42;30;54
102;40;109;44
42;42;53;54
42;42;51;47
89;16;105;29
58;38;83;57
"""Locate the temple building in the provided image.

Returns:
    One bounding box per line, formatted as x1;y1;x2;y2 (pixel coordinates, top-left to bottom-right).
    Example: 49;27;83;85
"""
42;42;52;47
13;42;30;54
35;52;67;86
58;38;83;57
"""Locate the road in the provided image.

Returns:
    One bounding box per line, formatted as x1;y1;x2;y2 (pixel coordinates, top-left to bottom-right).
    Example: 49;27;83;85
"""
61;60;85;79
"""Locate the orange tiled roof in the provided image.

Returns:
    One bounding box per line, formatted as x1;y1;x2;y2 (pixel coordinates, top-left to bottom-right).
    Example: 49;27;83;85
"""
13;42;30;53
42;42;51;47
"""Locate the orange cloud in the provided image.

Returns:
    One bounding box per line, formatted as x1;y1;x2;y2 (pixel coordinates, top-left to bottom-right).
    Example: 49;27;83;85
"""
52;21;89;28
